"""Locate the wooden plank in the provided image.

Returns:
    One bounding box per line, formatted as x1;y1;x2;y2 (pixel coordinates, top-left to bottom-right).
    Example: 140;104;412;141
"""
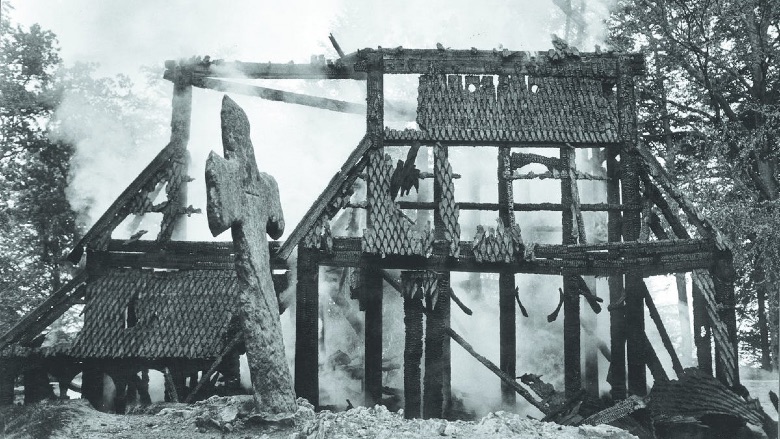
363;268;384;407
277;136;371;260
560;145;581;398
67;144;177;262
606;147;626;400
497;145;517;405
404;295;423;418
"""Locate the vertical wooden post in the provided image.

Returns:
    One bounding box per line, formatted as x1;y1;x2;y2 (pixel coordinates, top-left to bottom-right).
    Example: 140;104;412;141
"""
617;62;646;396
691;280;713;375
583;278;600;398
363;59;385;407
497;146;517;405
81;360;105;410
606;147;627;400
439;272;452;416
403;283;423;419
363;268;384;406
423;278;448;419
712;255;739;386
676;273;693;365
167;60;193;241
0;360;19;405
560;145;581;398
295;248;319;406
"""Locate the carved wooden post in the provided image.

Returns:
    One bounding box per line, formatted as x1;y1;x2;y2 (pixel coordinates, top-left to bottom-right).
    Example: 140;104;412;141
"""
205;96;297;416
606;147;627;400
560;144;581;398
363;55;385;407
617;60;646;396
295;247;319;406
497;145;517;405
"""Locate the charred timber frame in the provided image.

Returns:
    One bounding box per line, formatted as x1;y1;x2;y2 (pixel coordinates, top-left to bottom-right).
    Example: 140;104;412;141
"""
497;146;517;405
295;247;319;406
431;145;452;417
363;56;385;407
162;50;644;81
560;145;581;398
402;273;424;419
617;60;646;397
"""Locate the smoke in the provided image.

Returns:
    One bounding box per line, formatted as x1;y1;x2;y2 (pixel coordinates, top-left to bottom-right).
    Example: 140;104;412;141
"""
13;0;637;415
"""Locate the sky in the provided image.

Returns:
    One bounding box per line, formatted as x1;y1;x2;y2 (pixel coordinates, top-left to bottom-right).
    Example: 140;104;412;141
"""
8;0;659;411
9;0;613;240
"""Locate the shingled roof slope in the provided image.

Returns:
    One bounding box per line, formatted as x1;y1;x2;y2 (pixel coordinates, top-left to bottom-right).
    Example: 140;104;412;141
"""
70;268;240;359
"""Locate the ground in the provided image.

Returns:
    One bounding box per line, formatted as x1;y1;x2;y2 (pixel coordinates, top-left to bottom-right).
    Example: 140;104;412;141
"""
0;396;637;439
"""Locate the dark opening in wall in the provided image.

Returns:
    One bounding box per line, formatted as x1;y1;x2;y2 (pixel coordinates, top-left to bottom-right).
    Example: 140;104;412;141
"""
125;294;138;329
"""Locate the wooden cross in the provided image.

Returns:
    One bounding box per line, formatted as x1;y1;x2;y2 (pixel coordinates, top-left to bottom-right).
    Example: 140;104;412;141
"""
205;95;297;416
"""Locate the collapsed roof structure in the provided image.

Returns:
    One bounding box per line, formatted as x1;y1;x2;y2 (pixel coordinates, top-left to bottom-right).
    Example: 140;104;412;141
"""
0;42;747;429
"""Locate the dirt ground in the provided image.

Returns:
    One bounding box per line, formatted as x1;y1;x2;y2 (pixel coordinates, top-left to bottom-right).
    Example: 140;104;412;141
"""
0;396;638;439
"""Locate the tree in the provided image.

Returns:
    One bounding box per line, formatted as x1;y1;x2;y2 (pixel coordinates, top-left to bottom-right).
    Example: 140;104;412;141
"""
0;4;166;335
608;0;780;369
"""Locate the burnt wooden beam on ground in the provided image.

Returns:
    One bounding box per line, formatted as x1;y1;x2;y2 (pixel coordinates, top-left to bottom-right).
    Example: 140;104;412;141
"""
295;248;320;406
446;327;548;414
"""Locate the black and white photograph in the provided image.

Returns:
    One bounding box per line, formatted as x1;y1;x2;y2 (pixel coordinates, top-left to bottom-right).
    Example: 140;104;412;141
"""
0;0;778;437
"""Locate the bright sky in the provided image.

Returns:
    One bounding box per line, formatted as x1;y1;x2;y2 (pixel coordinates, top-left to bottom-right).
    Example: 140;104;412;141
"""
8;0;612;241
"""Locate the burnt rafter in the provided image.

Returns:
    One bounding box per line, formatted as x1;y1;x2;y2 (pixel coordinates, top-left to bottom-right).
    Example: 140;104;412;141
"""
389;142;422;199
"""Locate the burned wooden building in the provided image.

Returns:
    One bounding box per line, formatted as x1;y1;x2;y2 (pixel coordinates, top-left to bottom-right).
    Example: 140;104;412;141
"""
0;45;740;421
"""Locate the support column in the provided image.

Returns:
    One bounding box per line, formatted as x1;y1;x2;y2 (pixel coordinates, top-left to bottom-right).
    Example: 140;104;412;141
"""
82;361;105;410
606;147;627;400
713;255;739;386
295;248;319;406
617;64;646;397
403;291;423;419
692;281;713;375
363;268;383;406
497;145;517;405
0;359;20;405
560;145;581;398
583;278;599;398
439;272;452;416
676;273;693;365
423;278;448;419
166;59;194;242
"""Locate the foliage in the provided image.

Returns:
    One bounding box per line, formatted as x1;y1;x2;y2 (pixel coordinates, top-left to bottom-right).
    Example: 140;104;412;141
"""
0;4;166;335
608;0;780;368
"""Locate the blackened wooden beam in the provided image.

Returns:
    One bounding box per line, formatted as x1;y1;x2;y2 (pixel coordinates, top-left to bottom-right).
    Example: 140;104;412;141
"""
184;333;242;403
363;268;384;406
446;327;548;414
692;269;739;386
642;334;669;383
691;280;713;375
380;269;403;294
423;278;447;418
164;60;193;242
163;57;365;81
403;295;424;418
640;281;684;376
0;271;88;349
560;145;582;398
352;48;645;78
617;63;646;397
497;146;517;405
277;135;371;260
396;201;640;211
449;288;473;315
711;260;739;386
295;248;319;406
383;138;621;147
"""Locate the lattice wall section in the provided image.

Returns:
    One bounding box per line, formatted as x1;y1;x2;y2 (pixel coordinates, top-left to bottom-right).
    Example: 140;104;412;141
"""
363;150;434;257
403;74;618;144
434;144;460;257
